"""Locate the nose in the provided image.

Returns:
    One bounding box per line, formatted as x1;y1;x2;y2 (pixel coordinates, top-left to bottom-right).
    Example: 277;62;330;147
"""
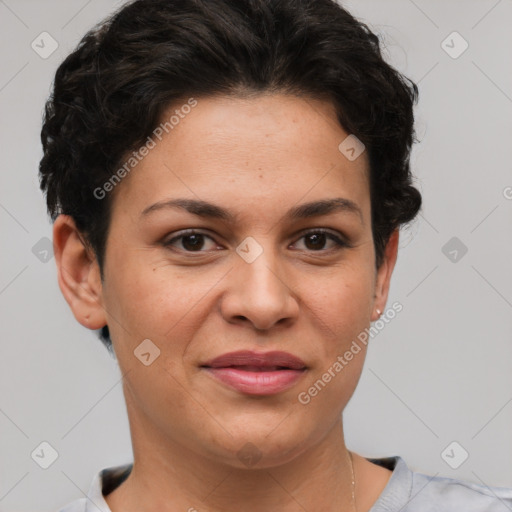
220;242;299;331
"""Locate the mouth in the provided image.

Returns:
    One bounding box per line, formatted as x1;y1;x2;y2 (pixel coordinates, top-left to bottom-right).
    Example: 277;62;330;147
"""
201;350;307;370
203;365;301;371
201;358;307;396
200;366;307;395
200;351;308;396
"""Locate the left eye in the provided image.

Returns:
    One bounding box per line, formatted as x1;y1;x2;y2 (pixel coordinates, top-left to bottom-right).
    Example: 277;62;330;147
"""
163;229;348;253
293;230;349;252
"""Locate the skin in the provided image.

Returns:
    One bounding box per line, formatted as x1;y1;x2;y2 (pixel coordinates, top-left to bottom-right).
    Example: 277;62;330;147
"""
53;93;399;512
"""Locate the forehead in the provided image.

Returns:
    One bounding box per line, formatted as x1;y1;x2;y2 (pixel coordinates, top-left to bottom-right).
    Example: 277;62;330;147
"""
110;93;371;224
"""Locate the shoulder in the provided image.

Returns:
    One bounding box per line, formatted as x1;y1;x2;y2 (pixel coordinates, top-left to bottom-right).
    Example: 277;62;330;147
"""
410;468;512;511
367;455;512;512
57;463;132;512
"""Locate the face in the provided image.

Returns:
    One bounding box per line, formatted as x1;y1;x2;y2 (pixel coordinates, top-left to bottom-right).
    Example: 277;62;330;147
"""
56;93;397;469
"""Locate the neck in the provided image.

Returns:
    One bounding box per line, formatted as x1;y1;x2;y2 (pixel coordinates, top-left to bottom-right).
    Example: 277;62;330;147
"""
106;405;356;512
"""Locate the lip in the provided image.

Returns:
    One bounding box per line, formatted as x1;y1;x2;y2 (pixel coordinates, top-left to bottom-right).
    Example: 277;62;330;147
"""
200;350;307;396
202;350;307;370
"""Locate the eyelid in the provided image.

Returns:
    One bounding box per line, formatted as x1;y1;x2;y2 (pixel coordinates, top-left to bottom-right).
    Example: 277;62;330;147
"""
293;227;351;244
163;229;219;250
163;227;352;252
290;228;352;252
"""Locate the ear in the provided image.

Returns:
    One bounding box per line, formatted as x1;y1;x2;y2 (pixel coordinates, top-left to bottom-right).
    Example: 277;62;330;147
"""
52;214;107;331
371;229;399;322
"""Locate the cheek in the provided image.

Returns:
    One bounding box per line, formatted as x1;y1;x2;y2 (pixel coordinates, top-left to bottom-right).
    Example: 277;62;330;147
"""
103;260;202;418
103;253;225;359
296;273;372;416
310;266;374;336
121;354;205;448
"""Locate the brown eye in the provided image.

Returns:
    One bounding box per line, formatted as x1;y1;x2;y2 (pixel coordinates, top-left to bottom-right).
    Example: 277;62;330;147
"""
164;230;218;252
293;230;349;252
180;234;206;251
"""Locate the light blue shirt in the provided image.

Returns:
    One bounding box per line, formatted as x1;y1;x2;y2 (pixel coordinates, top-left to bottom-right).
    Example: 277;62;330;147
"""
58;455;512;511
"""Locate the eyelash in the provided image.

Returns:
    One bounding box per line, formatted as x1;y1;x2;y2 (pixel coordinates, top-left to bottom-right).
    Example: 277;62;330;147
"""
163;228;351;254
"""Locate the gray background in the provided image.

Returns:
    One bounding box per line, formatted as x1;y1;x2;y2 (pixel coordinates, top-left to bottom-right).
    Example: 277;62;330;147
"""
0;0;511;510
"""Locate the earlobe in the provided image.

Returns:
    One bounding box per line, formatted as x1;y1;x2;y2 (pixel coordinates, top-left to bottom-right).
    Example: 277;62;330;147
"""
371;229;399;322
53;215;107;330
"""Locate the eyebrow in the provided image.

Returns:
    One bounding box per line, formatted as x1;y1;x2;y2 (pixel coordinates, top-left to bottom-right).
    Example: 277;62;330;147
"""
140;197;363;224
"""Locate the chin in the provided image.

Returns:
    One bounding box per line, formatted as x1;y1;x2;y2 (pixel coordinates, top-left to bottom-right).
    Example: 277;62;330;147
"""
204;423;311;470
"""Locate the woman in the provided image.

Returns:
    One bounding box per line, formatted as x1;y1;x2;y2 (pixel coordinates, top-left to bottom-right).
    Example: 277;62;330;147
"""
39;0;512;510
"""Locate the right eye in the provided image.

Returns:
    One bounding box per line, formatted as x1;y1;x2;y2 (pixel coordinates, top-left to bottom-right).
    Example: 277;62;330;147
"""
163;230;221;252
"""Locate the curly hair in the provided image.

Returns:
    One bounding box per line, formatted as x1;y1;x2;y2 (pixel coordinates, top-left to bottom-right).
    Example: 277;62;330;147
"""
39;0;422;353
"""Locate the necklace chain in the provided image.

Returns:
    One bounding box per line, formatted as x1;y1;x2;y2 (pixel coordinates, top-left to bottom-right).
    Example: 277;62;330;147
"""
347;449;356;512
